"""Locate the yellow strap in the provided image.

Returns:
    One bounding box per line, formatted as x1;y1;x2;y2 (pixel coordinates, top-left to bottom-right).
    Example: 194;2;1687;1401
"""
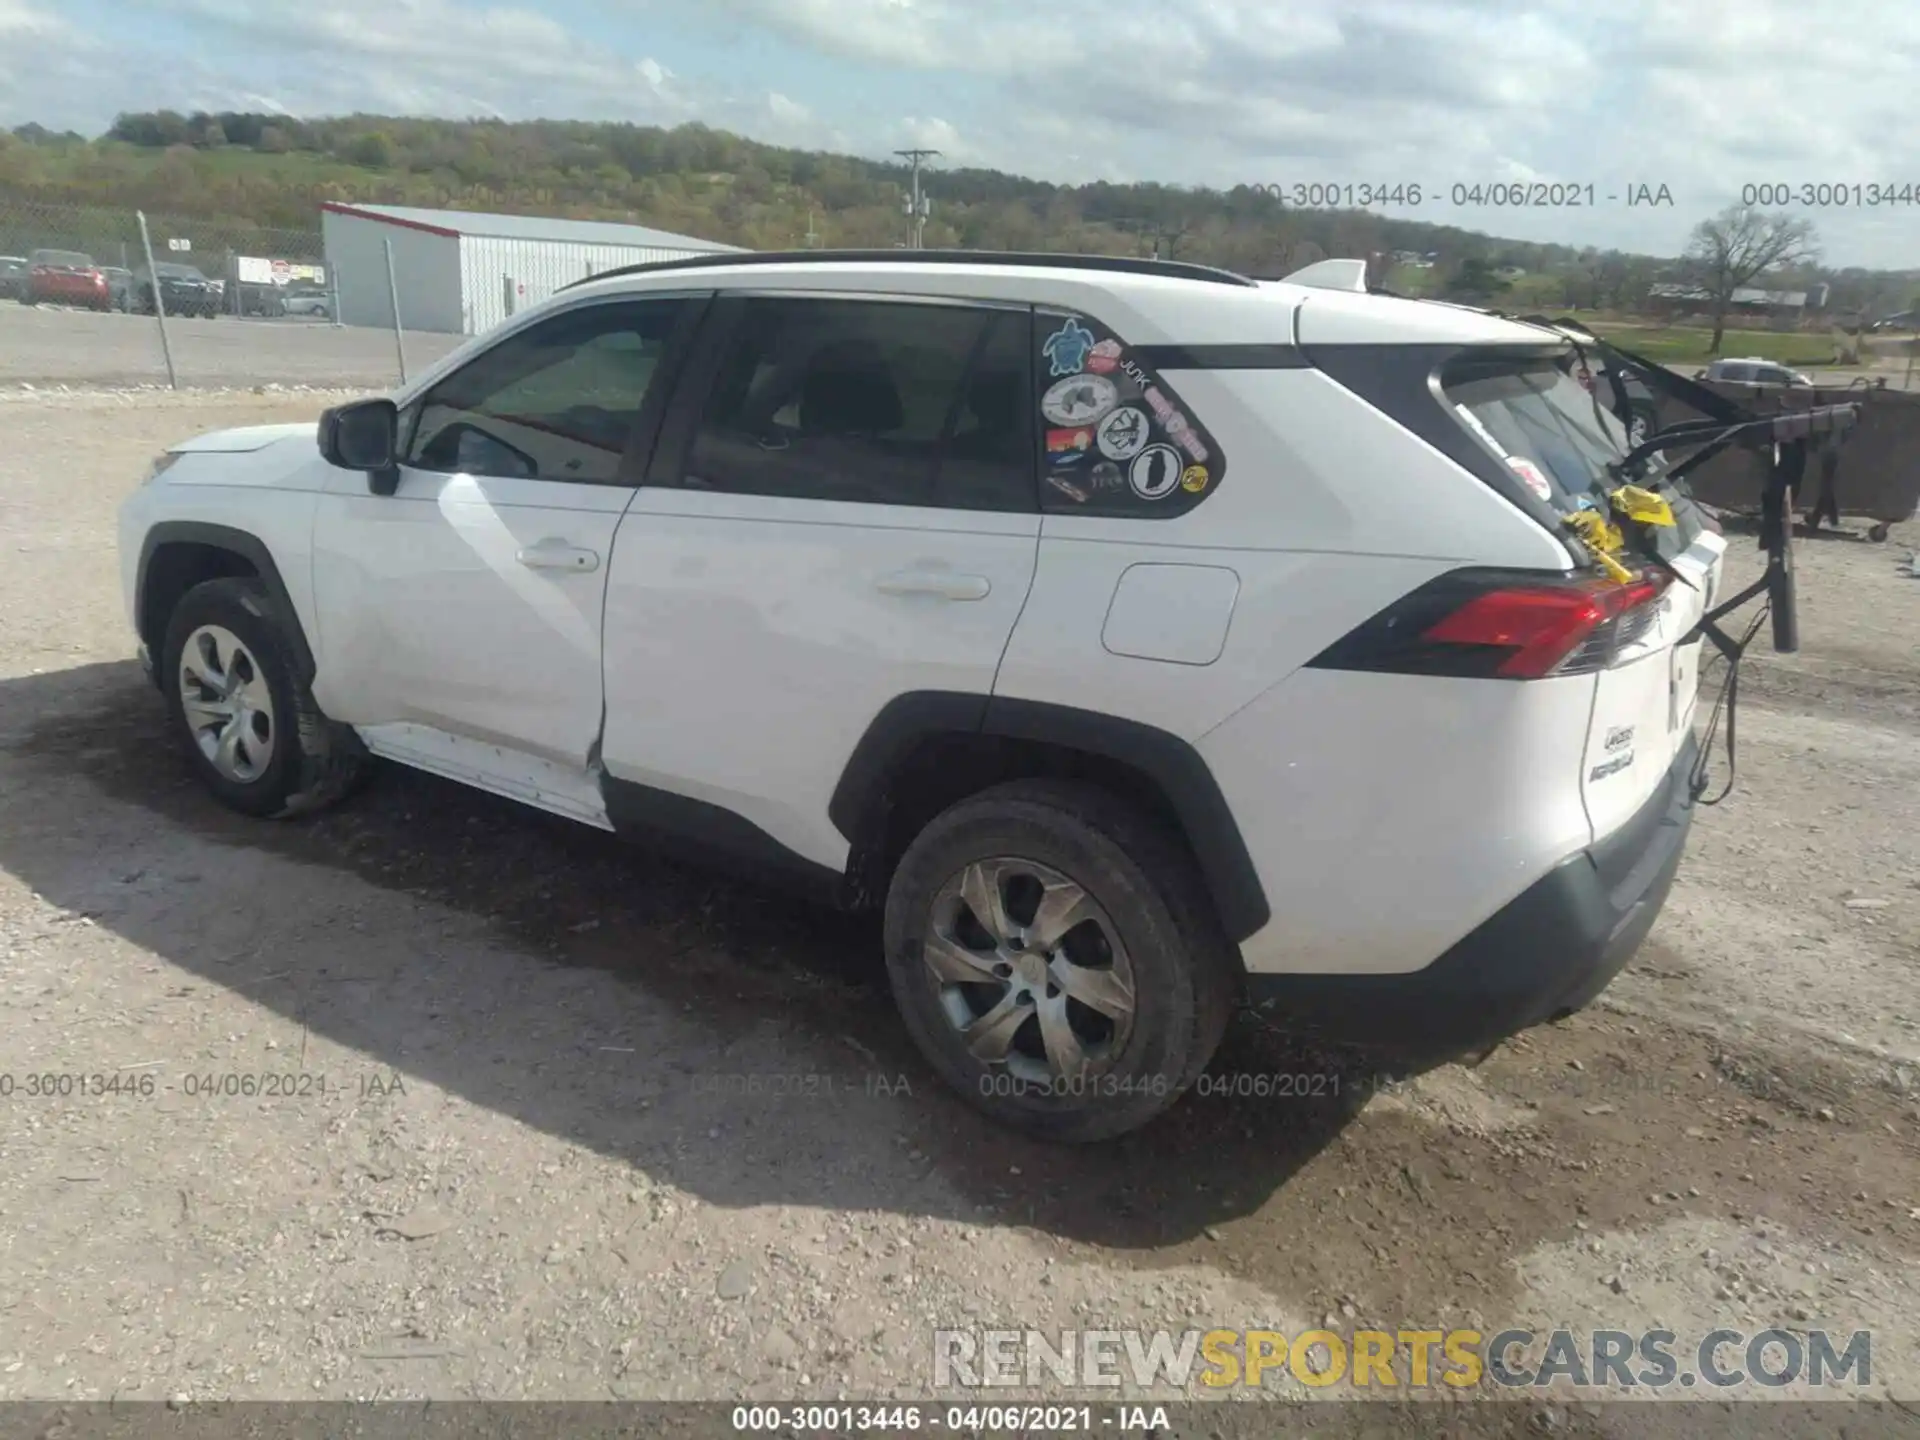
1610;484;1676;527
1561;509;1634;582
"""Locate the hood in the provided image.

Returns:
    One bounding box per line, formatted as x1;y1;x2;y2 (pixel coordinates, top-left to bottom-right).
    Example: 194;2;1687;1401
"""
168;423;316;455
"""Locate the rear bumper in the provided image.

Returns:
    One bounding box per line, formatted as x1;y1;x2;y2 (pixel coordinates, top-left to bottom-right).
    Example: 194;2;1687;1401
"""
1245;733;1698;1062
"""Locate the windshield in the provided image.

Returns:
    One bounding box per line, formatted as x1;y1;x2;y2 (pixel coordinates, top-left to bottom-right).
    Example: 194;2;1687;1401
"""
156;263;205;279
35;250;93;268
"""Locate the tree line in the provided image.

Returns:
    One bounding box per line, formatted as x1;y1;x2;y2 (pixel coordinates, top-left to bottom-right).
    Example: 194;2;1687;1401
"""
3;112;1913;328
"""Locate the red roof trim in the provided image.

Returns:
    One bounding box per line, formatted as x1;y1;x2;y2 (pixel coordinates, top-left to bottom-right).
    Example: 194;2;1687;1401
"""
321;202;461;238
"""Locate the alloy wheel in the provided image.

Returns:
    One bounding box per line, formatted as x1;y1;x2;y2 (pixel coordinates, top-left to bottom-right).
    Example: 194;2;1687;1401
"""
177;624;276;783
922;858;1137;1084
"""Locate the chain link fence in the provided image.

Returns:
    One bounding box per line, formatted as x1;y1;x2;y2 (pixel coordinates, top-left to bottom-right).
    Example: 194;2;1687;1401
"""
0;197;465;390
0;198;329;318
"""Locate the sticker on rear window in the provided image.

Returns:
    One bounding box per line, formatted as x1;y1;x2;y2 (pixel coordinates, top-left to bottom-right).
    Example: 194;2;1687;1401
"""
1035;311;1227;517
1454;403;1509;457
1506;456;1554;502
1041;374;1118;427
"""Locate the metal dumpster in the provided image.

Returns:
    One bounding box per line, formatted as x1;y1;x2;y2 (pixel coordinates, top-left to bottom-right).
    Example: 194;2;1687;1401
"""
1665;380;1920;540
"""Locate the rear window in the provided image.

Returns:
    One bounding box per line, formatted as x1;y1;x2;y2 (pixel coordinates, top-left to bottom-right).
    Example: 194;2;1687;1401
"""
1442;352;1702;560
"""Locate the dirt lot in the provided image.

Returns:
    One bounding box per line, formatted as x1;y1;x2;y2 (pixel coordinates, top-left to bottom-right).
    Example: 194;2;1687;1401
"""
1;390;1918;1429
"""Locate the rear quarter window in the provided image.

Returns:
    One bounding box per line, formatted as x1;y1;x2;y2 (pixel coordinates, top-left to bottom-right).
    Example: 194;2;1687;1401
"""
1033;311;1226;517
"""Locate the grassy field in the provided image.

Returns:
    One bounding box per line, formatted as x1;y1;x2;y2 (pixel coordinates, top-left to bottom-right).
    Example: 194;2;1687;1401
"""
1579;323;1842;368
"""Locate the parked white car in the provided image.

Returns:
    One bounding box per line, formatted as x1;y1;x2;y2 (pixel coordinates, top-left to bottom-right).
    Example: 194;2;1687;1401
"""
279;287;332;318
116;250;1727;1140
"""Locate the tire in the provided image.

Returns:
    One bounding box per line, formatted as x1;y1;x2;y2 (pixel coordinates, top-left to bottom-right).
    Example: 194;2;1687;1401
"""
1626;402;1657;448
883;779;1238;1143
159;577;369;819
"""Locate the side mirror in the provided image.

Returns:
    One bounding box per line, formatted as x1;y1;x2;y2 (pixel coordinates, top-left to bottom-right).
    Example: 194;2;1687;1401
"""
318;398;400;494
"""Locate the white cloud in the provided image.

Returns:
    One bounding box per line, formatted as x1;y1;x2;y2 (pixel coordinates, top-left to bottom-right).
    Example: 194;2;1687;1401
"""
2;0;1916;265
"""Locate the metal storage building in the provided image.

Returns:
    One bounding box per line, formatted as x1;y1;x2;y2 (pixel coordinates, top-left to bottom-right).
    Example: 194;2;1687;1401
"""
320;202;743;336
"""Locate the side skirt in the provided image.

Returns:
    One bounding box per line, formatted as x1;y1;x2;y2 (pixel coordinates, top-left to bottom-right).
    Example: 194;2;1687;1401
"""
355;723;614;831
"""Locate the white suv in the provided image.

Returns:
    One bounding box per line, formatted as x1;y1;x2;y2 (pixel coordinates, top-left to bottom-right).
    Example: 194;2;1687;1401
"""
117;250;1727;1141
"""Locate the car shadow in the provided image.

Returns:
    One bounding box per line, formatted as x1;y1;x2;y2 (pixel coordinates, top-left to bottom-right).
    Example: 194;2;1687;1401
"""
0;660;1384;1252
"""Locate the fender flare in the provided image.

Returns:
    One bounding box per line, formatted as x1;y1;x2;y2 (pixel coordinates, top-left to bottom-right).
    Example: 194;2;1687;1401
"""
828;691;1271;943
136;521;316;683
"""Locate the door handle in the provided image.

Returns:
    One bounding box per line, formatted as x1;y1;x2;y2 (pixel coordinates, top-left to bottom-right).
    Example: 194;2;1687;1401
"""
515;540;600;573
874;569;991;601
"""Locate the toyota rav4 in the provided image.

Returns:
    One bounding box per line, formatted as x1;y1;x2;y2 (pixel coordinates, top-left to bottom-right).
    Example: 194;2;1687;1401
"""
117;251;1745;1141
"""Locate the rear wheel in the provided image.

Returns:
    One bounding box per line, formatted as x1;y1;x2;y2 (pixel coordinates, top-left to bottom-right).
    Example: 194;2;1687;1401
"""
159;577;368;819
883;780;1237;1142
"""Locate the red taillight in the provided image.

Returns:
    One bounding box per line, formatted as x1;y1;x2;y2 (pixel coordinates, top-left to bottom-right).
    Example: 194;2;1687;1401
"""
1425;575;1665;677
1309;569;1671;680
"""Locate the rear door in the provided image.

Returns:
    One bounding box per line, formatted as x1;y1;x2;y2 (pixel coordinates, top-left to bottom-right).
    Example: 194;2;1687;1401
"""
601;292;1040;871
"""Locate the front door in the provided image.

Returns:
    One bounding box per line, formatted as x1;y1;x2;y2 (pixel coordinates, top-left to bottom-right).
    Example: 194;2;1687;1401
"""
310;296;695;804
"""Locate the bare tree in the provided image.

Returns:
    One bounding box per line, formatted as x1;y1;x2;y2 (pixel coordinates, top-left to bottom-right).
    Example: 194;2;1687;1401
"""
1682;203;1820;353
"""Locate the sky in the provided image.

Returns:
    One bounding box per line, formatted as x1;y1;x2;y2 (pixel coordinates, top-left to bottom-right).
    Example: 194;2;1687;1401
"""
3;0;1918;268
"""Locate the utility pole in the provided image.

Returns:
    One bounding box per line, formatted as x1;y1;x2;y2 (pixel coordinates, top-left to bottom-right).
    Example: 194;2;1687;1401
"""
894;148;939;249
804;209;821;249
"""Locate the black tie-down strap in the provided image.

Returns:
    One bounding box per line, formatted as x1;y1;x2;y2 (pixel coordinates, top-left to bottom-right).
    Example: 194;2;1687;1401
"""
1683;436;1805;805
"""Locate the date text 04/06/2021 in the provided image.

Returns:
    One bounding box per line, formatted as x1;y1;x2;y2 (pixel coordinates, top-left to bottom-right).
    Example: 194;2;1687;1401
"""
0;1070;408;1100
730;1403;1171;1433
1248;182;1677;208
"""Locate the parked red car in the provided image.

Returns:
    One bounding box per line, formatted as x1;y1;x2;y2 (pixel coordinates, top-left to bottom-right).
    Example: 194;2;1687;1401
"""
21;248;111;310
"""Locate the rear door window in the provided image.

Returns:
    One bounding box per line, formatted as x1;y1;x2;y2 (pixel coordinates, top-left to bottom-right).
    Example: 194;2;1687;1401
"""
1032;311;1226;516
680;297;1034;511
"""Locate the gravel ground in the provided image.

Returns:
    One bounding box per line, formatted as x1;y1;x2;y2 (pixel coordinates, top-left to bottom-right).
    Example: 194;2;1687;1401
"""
1;391;1918;1427
0;304;466;390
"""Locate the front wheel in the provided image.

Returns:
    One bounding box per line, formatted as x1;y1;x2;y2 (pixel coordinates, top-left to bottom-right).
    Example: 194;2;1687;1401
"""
159;577;368;818
883;780;1238;1142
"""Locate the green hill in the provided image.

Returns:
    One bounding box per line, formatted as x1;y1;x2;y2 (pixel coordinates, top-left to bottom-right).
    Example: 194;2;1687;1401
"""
1;110;1598;275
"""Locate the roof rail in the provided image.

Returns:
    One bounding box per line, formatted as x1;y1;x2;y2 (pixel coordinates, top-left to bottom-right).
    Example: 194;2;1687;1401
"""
565;248;1259;292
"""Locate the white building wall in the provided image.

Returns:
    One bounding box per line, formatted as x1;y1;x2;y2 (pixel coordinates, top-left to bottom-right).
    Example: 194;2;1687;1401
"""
321;212;464;334
459;236;720;335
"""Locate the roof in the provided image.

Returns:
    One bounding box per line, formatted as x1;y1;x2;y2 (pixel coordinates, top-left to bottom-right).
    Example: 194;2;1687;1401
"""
320;202;741;253
550;249;1557;350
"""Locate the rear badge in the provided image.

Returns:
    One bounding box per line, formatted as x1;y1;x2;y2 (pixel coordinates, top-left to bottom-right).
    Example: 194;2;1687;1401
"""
1590;751;1635;781
1604;725;1635;753
1507;456;1554;502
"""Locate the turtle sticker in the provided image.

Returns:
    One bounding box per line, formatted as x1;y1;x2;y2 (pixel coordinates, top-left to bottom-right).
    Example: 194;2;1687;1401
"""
1041;319;1097;378
1095;405;1152;461
1180;463;1210;494
1041;374;1119;427
1129;445;1184;500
